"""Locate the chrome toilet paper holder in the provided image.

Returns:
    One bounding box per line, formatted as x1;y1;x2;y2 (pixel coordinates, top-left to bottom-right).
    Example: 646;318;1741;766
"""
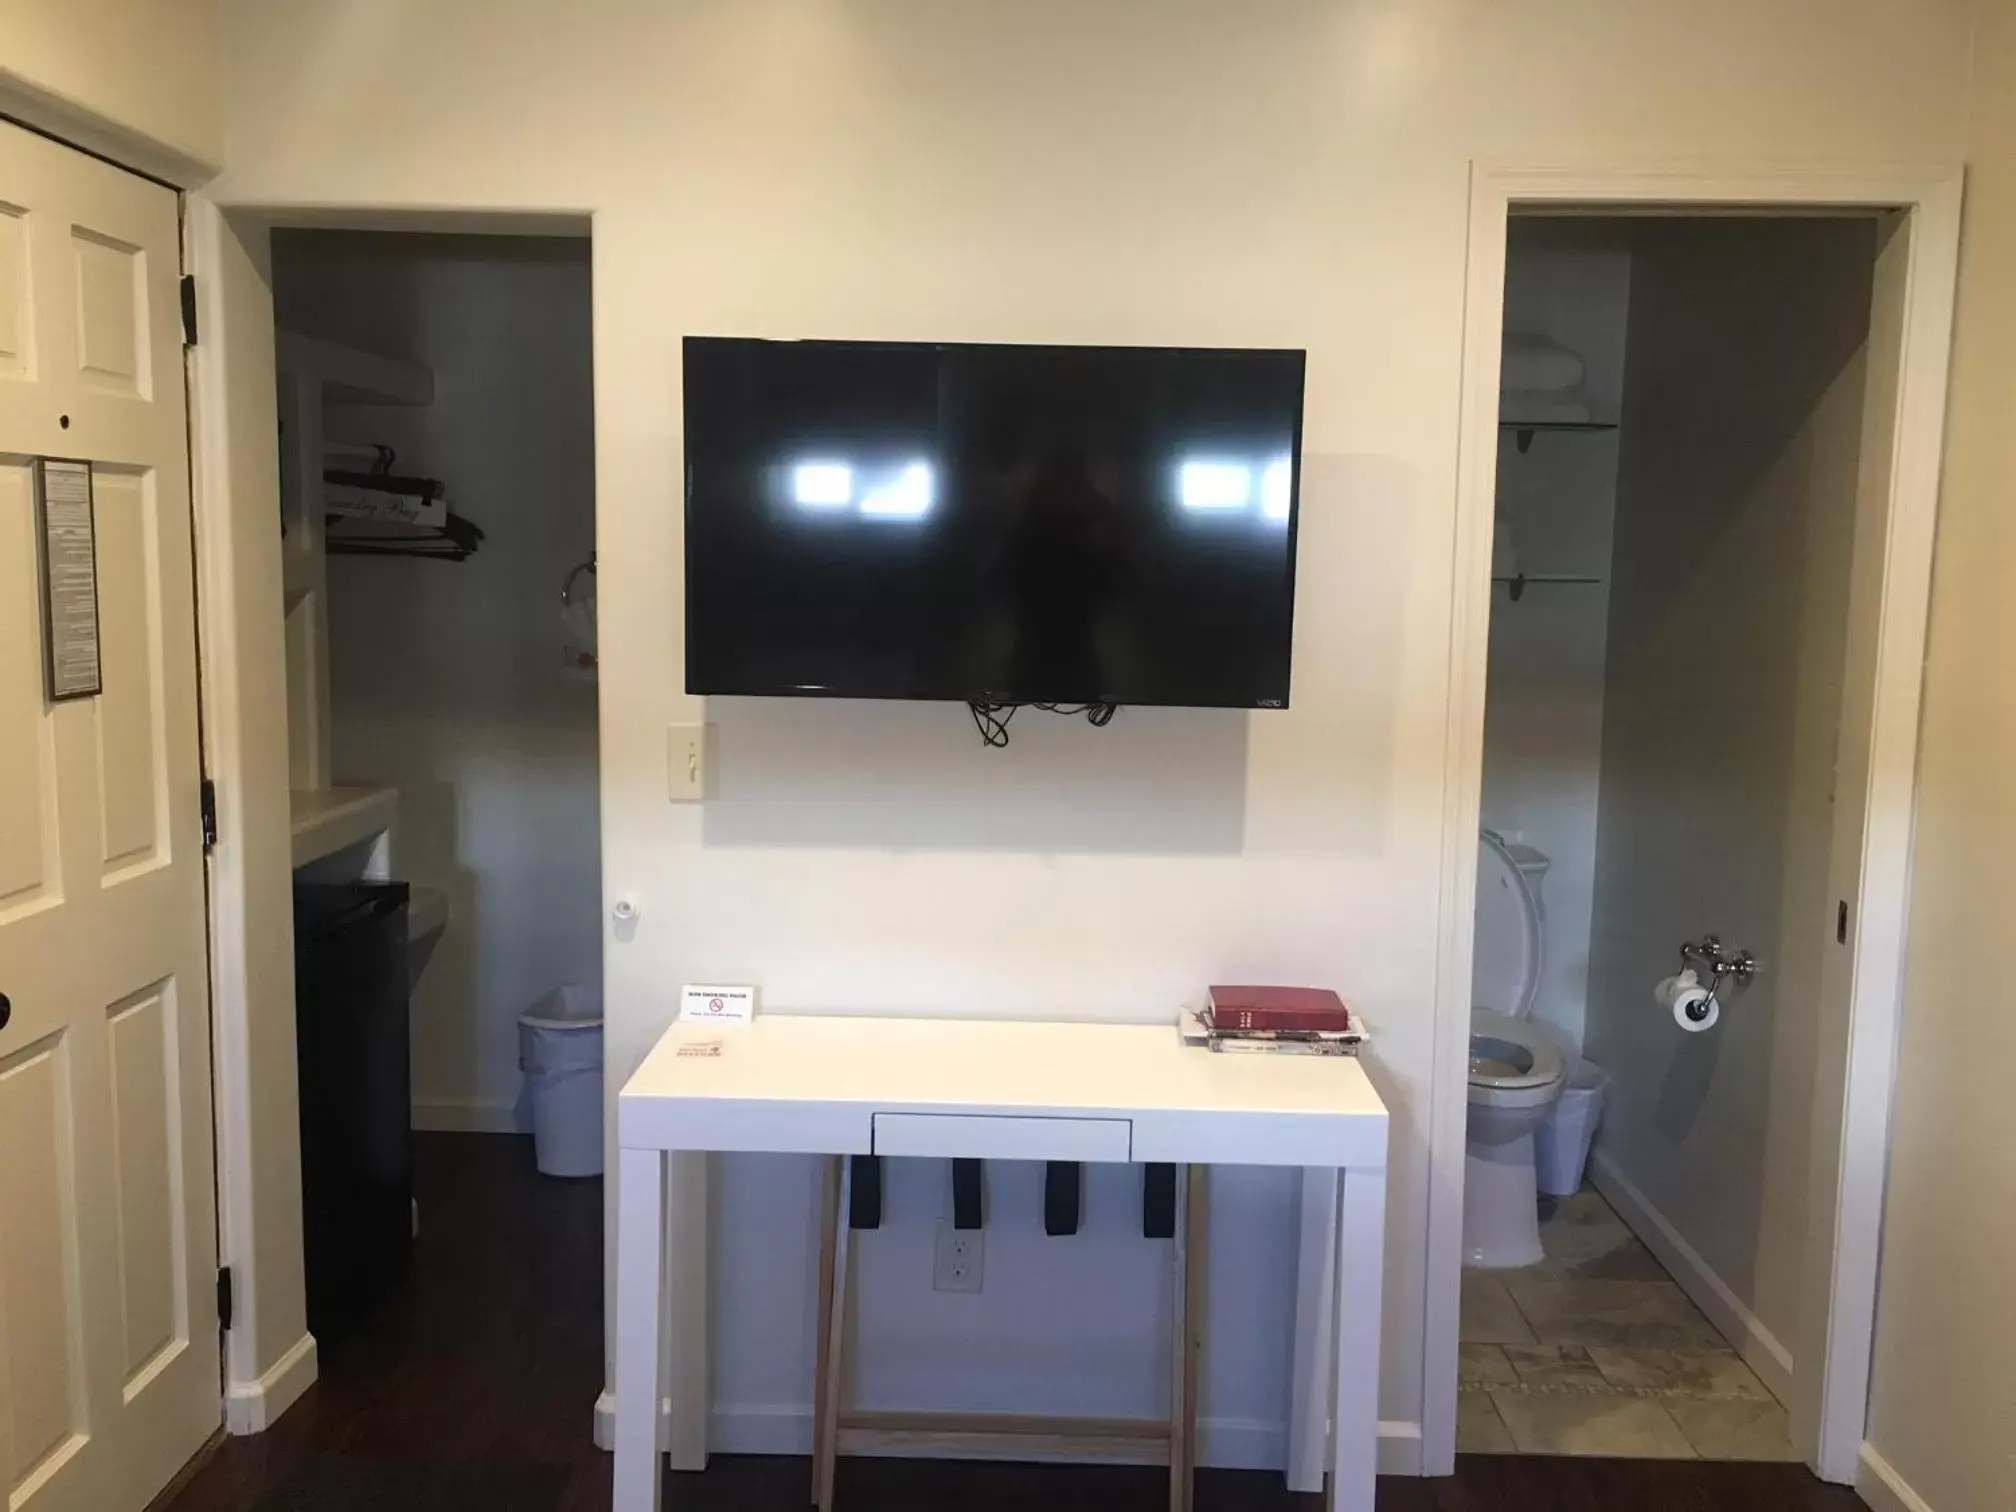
1679;935;1759;996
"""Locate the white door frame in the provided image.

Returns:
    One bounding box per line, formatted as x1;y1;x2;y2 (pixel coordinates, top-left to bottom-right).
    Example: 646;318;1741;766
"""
183;199;593;1432
1422;163;1962;1481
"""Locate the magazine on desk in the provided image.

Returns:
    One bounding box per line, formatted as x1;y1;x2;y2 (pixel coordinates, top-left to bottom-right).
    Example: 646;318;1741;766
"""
1179;1001;1367;1057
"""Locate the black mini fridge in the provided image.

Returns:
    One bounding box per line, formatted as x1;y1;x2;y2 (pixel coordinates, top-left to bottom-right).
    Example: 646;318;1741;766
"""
292;881;412;1346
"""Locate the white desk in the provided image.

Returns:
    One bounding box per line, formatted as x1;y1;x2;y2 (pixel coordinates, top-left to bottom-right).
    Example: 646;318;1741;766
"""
612;1016;1388;1512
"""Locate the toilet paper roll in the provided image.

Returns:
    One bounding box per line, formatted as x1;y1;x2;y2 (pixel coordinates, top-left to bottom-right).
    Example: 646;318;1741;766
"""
1672;986;1718;1031
1653;969;1699;1009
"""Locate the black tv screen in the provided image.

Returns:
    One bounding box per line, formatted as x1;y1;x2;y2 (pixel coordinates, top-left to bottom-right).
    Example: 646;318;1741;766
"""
683;337;1304;708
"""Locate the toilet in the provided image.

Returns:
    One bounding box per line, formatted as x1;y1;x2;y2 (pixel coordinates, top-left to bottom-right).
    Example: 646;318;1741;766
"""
1465;829;1568;1268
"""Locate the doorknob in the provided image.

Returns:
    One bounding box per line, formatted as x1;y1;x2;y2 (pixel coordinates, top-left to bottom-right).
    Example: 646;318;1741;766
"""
0;993;10;1030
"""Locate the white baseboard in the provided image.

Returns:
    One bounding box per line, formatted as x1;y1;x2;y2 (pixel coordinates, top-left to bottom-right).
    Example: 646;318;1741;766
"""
224;1331;318;1434
1589;1151;1795;1404
1857;1443;1937;1512
411;1096;521;1134
591;1392;1422;1475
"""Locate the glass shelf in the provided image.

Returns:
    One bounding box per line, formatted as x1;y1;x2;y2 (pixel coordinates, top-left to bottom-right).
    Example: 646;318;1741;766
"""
1492;572;1604;603
1501;420;1619;453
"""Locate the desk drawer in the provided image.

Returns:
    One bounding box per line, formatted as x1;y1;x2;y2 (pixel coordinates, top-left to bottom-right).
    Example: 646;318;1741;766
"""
872;1112;1132;1162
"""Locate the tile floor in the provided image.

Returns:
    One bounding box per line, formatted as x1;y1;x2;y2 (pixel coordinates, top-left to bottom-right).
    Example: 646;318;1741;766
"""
1458;1186;1800;1461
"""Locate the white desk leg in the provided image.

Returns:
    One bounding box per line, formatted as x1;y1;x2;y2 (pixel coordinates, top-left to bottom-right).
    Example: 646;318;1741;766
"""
665;1151;711;1471
1329;1164;1386;1512
1286;1166;1338;1494
614;1146;667;1512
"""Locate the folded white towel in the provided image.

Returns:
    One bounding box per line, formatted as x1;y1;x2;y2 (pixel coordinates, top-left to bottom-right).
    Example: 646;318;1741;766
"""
1501;332;1585;394
1500;388;1595;425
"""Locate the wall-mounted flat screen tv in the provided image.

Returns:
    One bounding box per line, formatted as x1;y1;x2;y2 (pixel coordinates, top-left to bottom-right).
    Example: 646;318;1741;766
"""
683;337;1305;708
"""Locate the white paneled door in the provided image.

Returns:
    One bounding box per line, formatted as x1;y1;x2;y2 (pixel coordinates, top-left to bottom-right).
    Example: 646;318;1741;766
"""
0;122;219;1512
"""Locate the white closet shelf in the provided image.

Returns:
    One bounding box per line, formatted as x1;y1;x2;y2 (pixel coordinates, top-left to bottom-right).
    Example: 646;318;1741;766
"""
276;330;434;407
290;785;399;869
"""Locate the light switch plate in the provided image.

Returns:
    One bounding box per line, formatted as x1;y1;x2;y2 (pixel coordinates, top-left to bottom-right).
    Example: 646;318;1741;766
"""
668;723;709;802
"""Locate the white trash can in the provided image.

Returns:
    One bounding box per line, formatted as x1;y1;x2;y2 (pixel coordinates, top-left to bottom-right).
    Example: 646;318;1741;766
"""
518;985;604;1177
1534;1061;1608;1198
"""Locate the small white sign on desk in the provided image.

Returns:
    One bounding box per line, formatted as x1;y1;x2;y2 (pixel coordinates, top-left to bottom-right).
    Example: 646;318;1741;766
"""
679;983;757;1025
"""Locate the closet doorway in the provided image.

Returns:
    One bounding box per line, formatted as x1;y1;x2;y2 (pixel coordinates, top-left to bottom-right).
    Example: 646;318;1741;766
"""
268;229;601;1346
1426;168;1960;1486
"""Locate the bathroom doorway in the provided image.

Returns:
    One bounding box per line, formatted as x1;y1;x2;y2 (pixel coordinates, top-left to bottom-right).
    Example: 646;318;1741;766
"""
1427;169;1961;1482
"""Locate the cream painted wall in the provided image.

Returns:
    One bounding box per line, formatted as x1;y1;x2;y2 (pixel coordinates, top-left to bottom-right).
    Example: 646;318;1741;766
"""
207;0;1974;1457
1480;222;1631;1054
1587;217;1874;1377
1864;6;2016;1509
0;0;221;180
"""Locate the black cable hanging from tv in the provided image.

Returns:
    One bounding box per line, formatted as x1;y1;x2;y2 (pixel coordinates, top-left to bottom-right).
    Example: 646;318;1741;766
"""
968;701;1117;748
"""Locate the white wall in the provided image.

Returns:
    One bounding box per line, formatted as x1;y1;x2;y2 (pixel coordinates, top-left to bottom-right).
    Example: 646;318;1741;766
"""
0;0;221;181
1585;217;1874;1382
271;232;601;1132
205;0;1975;1462
1480;222;1631;1052
1864;6;2016;1509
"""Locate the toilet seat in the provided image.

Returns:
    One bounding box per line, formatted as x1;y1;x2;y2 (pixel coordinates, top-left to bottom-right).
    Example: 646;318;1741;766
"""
1468;1009;1565;1105
1471;828;1543;1020
1465;829;1567;1266
1468;829;1563;1101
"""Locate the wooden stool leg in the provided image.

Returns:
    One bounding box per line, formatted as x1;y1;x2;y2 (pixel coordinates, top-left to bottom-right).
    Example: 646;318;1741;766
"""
1169;1164;1205;1512
812;1156;853;1510
1184;1166;1205;1512
811;1157;840;1507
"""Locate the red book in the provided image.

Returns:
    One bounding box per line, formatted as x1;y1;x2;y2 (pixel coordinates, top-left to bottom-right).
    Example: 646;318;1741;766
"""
1207;985;1356;1034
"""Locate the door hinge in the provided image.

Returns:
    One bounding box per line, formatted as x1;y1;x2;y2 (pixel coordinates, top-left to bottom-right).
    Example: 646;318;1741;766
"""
179;274;198;346
200;777;218;852
217;1266;233;1331
1837;899;1850;944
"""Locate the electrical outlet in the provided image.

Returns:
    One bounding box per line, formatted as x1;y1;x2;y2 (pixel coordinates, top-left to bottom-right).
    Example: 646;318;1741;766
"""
667;723;708;802
933;1222;984;1294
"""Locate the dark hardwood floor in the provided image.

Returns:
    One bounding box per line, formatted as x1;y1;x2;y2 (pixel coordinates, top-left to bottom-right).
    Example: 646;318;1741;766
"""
152;1134;1870;1512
